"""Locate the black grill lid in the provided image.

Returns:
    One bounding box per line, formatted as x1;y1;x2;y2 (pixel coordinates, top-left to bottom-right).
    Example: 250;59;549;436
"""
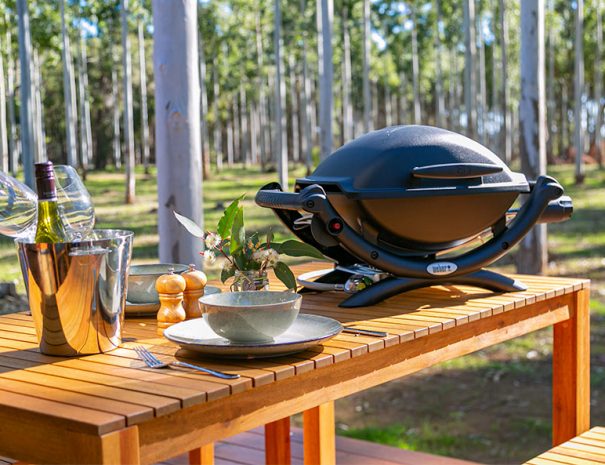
296;125;529;197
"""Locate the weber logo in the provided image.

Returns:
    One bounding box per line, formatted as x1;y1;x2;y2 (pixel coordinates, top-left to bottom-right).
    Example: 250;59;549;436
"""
427;262;458;276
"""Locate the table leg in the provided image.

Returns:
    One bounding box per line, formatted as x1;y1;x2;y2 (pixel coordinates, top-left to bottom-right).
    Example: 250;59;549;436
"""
265;417;291;465
553;287;591;445
303;402;335;465
189;444;214;465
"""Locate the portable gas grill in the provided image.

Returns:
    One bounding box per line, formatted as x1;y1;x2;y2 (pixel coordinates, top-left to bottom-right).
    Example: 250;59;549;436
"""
255;126;573;307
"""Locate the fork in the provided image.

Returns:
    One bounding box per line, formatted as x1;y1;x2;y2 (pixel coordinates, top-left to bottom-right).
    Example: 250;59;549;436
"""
133;346;240;379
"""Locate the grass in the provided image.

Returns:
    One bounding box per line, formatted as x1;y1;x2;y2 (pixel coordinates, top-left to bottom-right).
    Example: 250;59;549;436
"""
2;162;605;464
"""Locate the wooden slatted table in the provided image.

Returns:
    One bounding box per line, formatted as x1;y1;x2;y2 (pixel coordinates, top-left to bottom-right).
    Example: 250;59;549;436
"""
0;262;590;465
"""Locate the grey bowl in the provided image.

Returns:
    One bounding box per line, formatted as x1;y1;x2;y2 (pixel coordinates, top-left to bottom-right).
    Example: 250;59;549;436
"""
200;291;302;343
127;263;189;304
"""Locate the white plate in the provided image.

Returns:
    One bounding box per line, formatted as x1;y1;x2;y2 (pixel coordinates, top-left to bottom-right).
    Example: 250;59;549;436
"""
125;285;221;317
163;313;343;359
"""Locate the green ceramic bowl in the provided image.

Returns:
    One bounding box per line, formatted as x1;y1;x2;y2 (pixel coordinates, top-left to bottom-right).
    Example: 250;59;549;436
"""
127;263;189;304
200;291;302;343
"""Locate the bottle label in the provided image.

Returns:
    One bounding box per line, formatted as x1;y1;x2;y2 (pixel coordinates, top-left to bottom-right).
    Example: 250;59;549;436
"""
36;177;57;201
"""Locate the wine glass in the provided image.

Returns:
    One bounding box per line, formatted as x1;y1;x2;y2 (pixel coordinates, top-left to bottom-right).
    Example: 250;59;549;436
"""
0;171;38;240
54;165;96;241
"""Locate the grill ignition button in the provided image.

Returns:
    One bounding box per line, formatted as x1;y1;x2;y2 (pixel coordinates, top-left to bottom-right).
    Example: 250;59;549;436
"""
328;218;344;235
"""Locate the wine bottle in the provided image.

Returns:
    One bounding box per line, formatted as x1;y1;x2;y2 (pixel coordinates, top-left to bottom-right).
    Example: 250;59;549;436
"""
34;162;69;243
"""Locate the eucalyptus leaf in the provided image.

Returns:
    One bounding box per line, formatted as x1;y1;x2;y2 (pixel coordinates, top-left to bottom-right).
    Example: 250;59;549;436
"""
274;261;297;290
217;194;245;239
279;240;324;259
173;211;205;238
229;207;245;255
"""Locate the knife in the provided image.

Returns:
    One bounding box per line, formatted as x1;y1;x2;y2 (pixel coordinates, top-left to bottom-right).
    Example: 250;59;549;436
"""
342;327;388;337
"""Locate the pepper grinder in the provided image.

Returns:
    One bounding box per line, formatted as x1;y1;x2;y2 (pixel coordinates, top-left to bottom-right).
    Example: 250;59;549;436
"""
182;264;208;319
155;268;187;335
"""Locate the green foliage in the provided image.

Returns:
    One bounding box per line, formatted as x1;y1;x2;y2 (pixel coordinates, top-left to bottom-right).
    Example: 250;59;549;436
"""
217;194;245;239
273;261;297;290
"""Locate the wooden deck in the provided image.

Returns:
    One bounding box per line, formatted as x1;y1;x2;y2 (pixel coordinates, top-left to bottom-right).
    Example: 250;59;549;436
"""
157;427;482;465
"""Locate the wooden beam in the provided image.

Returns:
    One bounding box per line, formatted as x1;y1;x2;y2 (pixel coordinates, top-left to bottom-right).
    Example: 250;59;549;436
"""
553;286;591;445
188;444;214;465
265;417;291;465
303;402;335;465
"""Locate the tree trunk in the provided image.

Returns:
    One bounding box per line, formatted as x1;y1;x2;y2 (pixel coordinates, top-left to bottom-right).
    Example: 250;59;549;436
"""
17;0;35;187
122;0;136;203
212;65;222;171
478;15;487;145
33;51;45;163
410;4;421;124
499;0;511;162
342;6;353;141
77;38;90;173
198;29;210;178
60;0;78;168
595;0;603;167
463;0;477;139
255;13;267;169
0;34;8;172
5;20;18;174
546;0;556;161
490;0;499;152
362;0;371;132
574;0;585;183
226;106;234;167
434;0;445;128
288;54;300;162
399;71;407;125
239;81;249;165
517;0;547;274
139;20;150;175
449;48;457;130
560;83;568;158
274;0;288;188
300;0;313;174
319;0;334;159
111;45;122;169
153;0;203;268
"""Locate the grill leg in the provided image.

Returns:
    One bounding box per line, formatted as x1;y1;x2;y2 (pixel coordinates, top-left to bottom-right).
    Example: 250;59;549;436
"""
339;269;527;308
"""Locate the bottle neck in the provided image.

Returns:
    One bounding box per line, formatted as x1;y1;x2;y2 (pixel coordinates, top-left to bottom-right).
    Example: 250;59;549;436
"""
36;176;57;201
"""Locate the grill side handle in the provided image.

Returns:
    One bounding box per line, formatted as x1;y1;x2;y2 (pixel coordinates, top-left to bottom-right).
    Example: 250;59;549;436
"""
255;185;326;211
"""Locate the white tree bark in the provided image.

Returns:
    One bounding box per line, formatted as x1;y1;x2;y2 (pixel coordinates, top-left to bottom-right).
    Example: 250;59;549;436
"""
449;48;457;130
212;64;222;171
239;81;249;165
255;13;267;167
574;0;585;183
434;0;444;128
342;6;353;141
546;0;556;160
478;15;487;145
198;29;210;177
595;0;603;166
288;54;300;161
274;0;288;188
362;0;371;132
17;0;35;187
560;83;568;157
463;0;476;139
5;19;18;174
33;51;45;162
153;0;203;268
122;0;136;203
77;37;92;170
517;0;547;274
138;20;150;174
60;0;78;168
300;0;313;173
0;34;8;172
111;45;121;169
410;4;421;124
498;0;511;162
319;0;333;159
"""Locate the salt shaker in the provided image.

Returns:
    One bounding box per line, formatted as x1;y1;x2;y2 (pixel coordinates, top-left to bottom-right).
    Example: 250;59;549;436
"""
182;264;207;319
155;268;187;335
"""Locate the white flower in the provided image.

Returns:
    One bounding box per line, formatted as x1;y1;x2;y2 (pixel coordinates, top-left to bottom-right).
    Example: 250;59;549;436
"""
265;248;279;267
252;249;265;263
202;250;216;265
205;233;221;249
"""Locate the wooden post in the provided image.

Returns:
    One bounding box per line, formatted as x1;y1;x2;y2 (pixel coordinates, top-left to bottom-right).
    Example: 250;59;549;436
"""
189;444;214;465
265;417;291;465
553;287;591;445
303;402;335;465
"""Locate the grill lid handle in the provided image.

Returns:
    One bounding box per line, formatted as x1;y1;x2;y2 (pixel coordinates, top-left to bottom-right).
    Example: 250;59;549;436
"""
412;163;504;179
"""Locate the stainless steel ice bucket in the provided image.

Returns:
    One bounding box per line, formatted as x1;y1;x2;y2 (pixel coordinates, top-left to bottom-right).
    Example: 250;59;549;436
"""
16;229;134;356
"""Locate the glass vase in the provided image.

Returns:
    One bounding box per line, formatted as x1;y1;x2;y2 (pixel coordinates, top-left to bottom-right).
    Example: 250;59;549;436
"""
231;270;269;292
